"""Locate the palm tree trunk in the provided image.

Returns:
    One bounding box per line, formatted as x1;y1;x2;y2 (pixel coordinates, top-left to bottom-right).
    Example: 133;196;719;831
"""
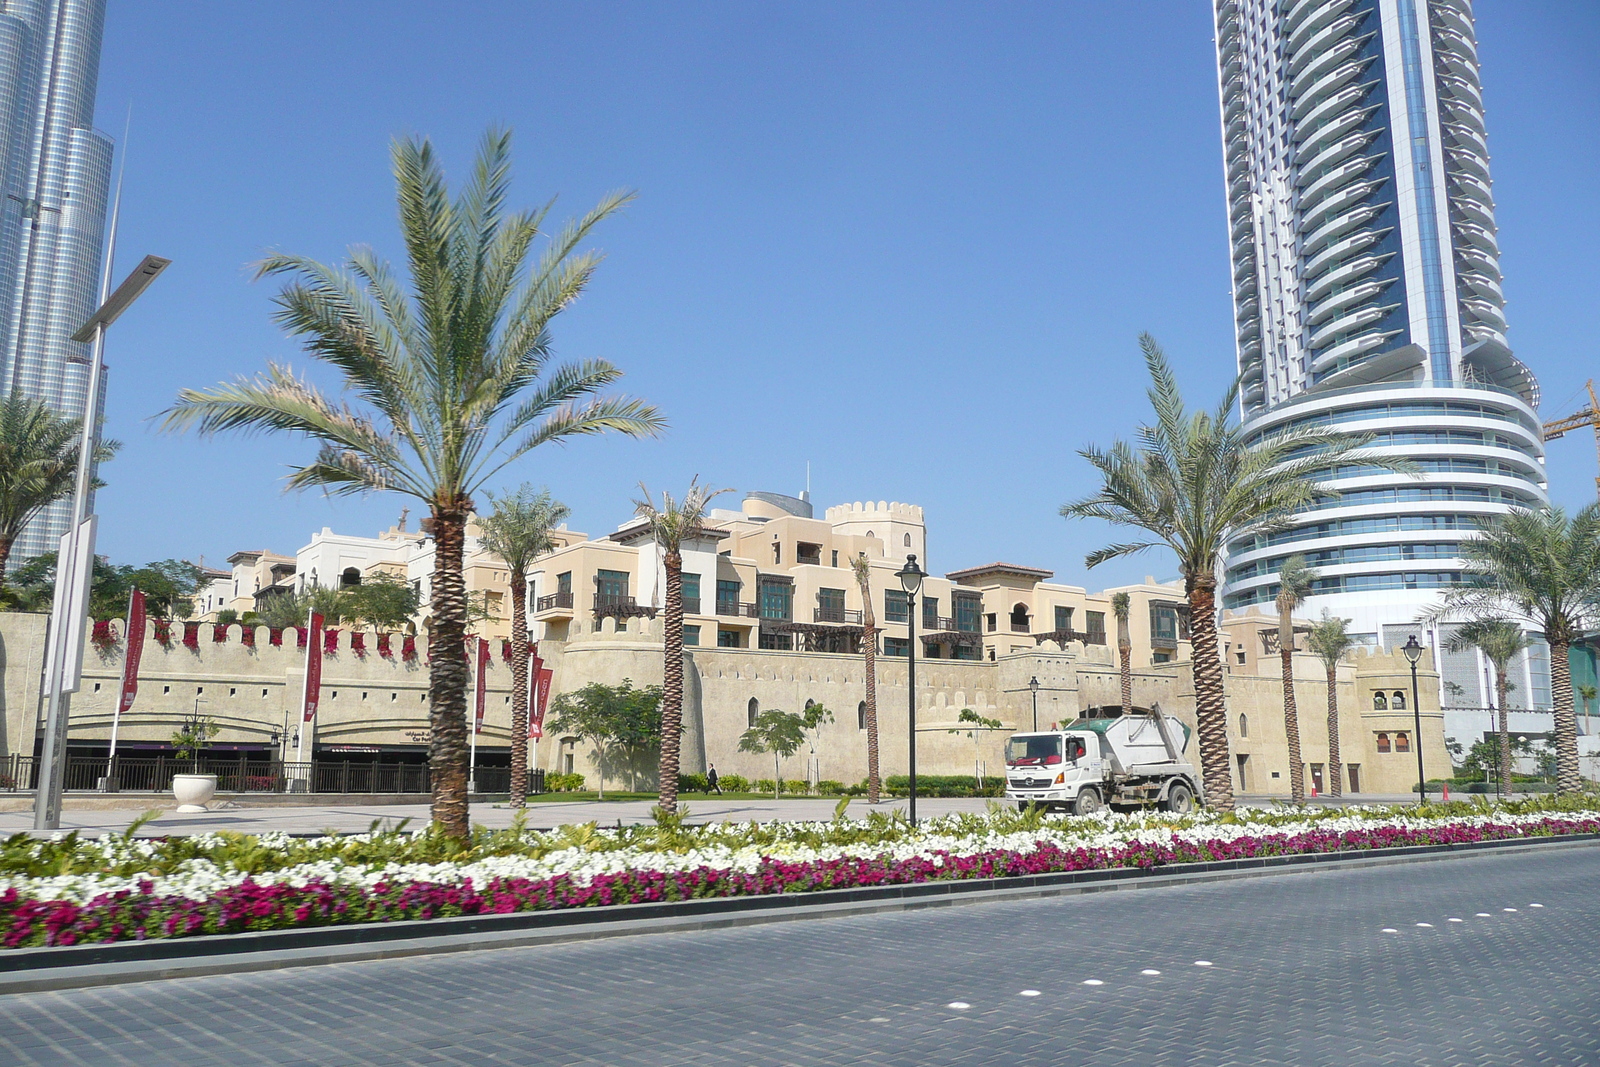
427;502;472;838
1496;672;1511;797
657;551;685;813
1117;618;1133;715
508;570;529;808
1280;635;1305;803
1325;665;1342;797
0;535;12;587
1187;573;1234;810
859;594;880;804
1549;635;1581;793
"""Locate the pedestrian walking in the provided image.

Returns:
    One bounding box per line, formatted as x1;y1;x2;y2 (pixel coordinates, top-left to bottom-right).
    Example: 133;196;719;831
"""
707;764;723;795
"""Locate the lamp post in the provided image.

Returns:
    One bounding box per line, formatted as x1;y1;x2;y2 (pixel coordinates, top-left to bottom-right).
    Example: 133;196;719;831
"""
1402;635;1426;805
896;554;925;824
32;253;169;832
1029;676;1040;732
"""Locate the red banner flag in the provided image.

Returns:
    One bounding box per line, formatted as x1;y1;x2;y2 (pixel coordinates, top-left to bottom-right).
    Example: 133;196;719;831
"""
473;636;490;734
527;646;543;739
302;612;325;723
532;668;553;740
118;589;146;716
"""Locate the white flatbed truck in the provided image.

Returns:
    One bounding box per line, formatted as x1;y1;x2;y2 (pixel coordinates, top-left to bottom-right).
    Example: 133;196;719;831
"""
1004;707;1203;815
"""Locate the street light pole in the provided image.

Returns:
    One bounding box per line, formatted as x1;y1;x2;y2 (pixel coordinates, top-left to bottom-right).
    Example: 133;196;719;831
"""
1403;635;1426;806
1029;676;1040;732
896;555;925;825
32;254;168;832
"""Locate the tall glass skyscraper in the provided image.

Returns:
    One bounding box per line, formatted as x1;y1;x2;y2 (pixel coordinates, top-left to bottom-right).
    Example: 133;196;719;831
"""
1213;0;1548;699
0;0;113;560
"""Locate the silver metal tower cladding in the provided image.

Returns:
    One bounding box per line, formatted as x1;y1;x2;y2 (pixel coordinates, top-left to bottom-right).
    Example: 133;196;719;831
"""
1213;0;1546;641
0;0;113;560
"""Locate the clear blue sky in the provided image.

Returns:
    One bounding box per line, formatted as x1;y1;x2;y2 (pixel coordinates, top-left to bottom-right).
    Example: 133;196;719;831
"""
92;1;1599;589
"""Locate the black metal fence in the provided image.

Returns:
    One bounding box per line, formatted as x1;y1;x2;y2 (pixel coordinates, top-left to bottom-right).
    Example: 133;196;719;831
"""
0;754;543;796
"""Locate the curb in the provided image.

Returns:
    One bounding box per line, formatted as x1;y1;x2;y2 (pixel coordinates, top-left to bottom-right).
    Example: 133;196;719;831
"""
3;832;1596;995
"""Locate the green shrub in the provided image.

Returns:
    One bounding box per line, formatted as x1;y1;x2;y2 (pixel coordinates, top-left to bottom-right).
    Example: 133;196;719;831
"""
883;774;1006;798
817;780;845;795
718;774;749;793
678;773;708;793
754;778;776;794
546;772;586;792
783;779;809;796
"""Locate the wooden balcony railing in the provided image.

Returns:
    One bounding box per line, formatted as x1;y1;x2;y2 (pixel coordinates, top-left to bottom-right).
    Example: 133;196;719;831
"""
813;606;863;625
717;600;758;618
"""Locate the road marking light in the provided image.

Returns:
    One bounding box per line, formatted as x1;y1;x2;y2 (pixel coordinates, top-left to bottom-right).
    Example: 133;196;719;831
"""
1194;960;1213;967
1082;979;1104;986
947;1002;971;1010
1019;990;1041;997
1141;969;1162;976
1381;928;1398;933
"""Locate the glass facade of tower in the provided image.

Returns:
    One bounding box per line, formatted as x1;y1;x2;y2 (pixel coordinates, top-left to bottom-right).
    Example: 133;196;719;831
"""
1213;0;1547;664
0;0;112;559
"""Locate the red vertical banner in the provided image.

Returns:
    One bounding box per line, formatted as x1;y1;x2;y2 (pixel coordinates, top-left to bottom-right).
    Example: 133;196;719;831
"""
302;612;325;722
118;589;147;715
532;668;553;739
473;636;490;734
526;645;543;739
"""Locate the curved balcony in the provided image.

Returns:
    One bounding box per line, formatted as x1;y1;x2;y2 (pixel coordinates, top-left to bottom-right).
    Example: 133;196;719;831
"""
1302;201;1385;254
1305;250;1391;303
1297;80;1377;133
1308;328;1402;373
1445;146;1491;184
1284;0;1346;38
1434;25;1478;63
1451;218;1498;255
1298;129;1380;180
1461;298;1508;332
1290;46;1372;107
1295;102;1377;154
1300;171;1384;227
1441;120;1487;156
1433;1;1473;38
1289;13;1365;76
1299;154;1382;211
1303;225;1389;280
1307;302;1400;350
1455;244;1500;281
1233;254;1257;285
1306;276;1398;326
1456;269;1503;304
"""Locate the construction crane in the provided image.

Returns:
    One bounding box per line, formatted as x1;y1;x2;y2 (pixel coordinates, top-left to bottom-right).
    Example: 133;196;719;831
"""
1542;380;1600;498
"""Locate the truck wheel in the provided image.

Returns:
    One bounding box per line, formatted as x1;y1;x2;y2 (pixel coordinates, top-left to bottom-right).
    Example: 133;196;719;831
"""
1163;783;1194;814
1072;788;1102;816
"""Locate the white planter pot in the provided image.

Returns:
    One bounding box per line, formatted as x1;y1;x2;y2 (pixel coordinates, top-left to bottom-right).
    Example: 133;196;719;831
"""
172;773;217;813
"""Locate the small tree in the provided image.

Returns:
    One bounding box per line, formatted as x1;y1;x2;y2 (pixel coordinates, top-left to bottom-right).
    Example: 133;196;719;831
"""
171;716;217;763
478;484;570;807
947;707;1004;787
1111;592;1133;717
798;701;835;790
1275;555;1315;803
850;552;881;803
1305;610;1356;798
738;709;807;798
547;680;663;799
1444;618;1530;798
339;571;422;630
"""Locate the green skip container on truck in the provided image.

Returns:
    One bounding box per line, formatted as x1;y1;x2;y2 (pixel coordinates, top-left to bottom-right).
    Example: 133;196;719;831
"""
1004;706;1203;815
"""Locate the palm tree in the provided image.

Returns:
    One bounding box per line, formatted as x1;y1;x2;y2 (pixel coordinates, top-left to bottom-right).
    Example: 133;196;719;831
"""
1431;506;1600;795
1111;591;1133;716
633;477;729;813
478;484;570;809
0;392;117;585
159;131;664;836
850;552;881;803
1305;610;1356;798
1274;555;1315;802
1444;618;1530;797
1062;334;1407;810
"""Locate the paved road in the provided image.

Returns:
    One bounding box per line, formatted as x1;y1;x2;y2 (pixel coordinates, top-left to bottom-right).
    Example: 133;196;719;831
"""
0;793;1426;837
4;843;1597;1066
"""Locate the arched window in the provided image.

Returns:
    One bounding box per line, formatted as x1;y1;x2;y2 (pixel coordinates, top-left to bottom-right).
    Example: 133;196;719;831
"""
748;697;759;727
1373;692;1388;710
1010;604;1030;632
804;698;815;712
1395;731;1411;752
865;530;874;540
340;567;362;588
1377;732;1391;753
1391;690;1406;710
1239;714;1248;738
903;532;912;547
858;701;867;730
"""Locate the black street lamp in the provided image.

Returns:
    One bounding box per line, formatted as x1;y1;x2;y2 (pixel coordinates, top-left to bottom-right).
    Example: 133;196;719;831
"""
1029;676;1040;732
1402;635;1426;805
896;554;926;824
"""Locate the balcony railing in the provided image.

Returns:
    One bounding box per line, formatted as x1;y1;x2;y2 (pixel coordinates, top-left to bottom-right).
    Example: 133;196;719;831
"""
682;596;701;615
814;606;864;625
717;599;758;618
922;615;981;634
594;593;657;620
1011;619;1031;633
535;591;574;612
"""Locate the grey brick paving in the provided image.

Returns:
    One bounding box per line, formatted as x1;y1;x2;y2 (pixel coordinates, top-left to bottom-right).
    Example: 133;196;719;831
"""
3;845;1599;1065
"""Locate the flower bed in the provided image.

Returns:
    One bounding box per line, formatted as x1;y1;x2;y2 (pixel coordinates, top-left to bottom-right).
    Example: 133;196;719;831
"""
4;799;1598;950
